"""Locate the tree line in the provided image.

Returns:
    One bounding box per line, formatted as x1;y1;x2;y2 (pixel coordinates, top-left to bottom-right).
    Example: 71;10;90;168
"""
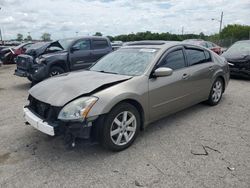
15;24;250;45
16;33;51;41
108;24;250;43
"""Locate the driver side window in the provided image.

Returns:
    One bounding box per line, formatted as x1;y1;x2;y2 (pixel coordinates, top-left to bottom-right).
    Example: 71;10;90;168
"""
159;49;186;70
72;40;90;50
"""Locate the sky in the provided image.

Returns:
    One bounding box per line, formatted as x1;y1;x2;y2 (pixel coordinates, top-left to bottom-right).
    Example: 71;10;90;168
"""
0;0;249;40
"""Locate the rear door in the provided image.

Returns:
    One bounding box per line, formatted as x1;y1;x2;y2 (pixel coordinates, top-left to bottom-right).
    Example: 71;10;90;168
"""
148;46;194;121
183;47;215;101
91;39;111;62
69;39;92;70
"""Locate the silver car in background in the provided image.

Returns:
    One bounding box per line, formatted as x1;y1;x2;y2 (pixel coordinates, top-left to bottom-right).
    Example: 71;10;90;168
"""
23;41;230;151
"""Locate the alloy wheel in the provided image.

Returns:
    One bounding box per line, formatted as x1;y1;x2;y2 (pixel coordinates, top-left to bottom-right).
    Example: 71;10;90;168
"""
49;71;60;77
212;80;222;103
110;111;137;146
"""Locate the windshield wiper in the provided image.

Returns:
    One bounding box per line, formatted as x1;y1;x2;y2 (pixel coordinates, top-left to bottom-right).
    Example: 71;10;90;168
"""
98;70;118;75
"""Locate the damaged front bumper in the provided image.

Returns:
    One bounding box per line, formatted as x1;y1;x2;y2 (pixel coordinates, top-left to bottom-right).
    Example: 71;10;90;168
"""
229;64;250;78
14;68;29;77
23;107;96;139
29;63;48;82
227;59;250;78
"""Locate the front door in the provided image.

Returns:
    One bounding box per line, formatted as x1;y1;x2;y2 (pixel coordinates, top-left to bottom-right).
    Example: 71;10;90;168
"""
149;47;193;121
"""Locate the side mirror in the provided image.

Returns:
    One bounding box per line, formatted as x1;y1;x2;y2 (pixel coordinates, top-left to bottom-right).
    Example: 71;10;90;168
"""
153;67;173;77
70;46;80;53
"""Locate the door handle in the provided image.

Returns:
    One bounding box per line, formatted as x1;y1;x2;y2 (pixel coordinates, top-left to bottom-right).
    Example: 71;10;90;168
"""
182;73;190;80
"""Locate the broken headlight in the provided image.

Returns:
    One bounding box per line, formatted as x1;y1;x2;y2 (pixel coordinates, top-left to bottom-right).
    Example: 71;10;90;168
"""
35;57;46;64
58;97;98;122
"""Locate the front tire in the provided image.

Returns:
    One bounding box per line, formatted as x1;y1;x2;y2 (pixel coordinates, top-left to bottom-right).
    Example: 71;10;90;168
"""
101;103;140;151
207;78;224;106
49;66;64;77
27;75;32;82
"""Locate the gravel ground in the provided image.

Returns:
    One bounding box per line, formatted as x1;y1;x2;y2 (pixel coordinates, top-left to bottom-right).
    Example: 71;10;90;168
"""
0;65;250;188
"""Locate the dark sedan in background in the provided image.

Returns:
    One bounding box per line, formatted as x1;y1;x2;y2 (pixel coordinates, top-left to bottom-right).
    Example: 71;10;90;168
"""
222;40;250;79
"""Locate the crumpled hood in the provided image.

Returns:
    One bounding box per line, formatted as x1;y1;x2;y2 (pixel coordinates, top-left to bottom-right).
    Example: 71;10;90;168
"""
29;70;132;106
40;50;67;59
222;51;250;62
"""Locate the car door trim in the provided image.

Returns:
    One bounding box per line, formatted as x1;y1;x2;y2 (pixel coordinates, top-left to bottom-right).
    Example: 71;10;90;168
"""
152;93;191;108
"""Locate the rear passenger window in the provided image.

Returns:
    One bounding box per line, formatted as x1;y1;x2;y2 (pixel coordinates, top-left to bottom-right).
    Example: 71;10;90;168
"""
186;49;210;66
160;49;186;70
72;40;90;50
204;50;212;62
206;42;213;48
92;40;109;49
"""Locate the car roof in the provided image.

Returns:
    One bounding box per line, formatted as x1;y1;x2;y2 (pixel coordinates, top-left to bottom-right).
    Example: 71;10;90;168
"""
59;36;109;41
121;41;182;50
183;39;204;42
121;40;209;51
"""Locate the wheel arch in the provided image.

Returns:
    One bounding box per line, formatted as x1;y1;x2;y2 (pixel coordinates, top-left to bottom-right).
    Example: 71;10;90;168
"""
212;69;227;93
48;60;69;72
108;99;145;131
217;75;226;93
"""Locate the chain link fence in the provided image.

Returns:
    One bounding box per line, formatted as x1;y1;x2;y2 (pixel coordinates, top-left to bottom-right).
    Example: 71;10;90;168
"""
211;38;250;48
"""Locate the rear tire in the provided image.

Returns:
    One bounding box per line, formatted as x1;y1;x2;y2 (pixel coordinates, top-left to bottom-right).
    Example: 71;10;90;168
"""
206;78;224;106
100;103;140;151
49;66;64;77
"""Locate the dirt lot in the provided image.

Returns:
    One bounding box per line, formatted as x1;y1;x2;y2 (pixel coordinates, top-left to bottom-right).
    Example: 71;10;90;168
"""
0;65;250;188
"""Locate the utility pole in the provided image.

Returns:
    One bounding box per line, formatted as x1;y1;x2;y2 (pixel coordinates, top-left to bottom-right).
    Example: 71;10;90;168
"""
0;7;3;45
219;11;223;46
212;11;224;45
212;11;224;35
0;29;2;45
182;26;184;35
219;11;223;35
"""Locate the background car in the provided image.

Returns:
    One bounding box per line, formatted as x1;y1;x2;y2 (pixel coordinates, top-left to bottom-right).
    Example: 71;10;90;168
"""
15;36;112;83
222;40;250;78
0;42;33;64
23;41;229;151
111;41;123;51
183;39;222;54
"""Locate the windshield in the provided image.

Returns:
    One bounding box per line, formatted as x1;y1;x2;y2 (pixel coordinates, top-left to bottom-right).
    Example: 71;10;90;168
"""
226;42;250;55
58;39;74;50
13;43;28;50
90;48;158;76
28;42;49;49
